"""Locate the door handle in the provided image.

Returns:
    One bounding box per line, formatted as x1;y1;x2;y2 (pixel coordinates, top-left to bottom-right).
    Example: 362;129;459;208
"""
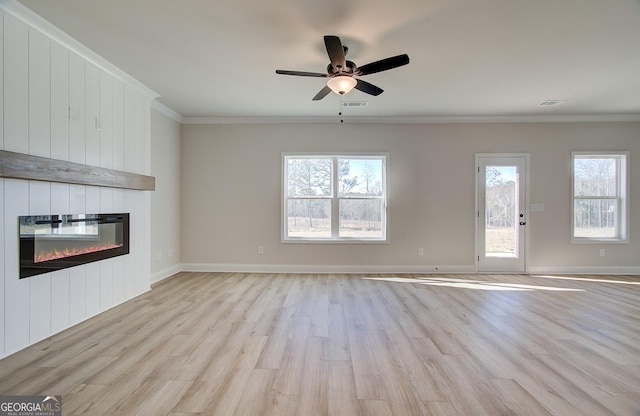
519;221;526;226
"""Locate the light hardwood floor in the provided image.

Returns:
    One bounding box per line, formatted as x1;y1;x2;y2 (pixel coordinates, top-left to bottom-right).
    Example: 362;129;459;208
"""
1;272;639;415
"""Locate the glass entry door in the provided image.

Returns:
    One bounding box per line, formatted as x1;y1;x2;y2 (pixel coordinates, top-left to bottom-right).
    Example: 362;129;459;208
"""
476;155;528;273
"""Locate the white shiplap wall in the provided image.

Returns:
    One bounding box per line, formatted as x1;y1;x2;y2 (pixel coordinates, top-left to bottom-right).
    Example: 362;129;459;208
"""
1;9;153;359
0;10;5;360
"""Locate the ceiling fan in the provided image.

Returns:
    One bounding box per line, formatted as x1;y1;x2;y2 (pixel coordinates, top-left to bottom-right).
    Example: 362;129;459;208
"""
275;35;410;101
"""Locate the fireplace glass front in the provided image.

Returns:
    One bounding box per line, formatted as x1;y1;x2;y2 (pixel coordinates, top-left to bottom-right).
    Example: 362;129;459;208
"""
19;213;130;278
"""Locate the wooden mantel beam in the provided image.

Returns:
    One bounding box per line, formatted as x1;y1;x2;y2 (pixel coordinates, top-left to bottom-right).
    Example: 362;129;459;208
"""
0;150;155;191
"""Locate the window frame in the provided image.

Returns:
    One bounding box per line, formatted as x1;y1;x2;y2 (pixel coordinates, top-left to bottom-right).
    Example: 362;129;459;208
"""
282;153;388;243
571;151;629;243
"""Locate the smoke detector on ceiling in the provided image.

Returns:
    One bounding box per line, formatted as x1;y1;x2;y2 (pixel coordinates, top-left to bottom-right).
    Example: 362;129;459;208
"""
539;100;567;107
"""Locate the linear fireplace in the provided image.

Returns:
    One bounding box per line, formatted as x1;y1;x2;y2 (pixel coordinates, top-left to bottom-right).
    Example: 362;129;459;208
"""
19;213;130;278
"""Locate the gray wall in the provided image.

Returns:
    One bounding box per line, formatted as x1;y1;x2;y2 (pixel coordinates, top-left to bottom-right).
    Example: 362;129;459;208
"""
181;122;640;273
150;108;182;282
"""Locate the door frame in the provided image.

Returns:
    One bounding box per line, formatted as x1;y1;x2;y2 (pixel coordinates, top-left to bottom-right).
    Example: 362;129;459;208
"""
475;153;530;273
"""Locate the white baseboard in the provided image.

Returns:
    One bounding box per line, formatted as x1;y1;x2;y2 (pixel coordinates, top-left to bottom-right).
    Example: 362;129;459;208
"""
150;264;184;284
528;266;640;275
175;263;640;276
181;263;476;274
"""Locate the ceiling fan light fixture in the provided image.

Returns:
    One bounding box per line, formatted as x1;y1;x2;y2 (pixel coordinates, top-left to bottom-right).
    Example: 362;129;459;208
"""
327;75;357;95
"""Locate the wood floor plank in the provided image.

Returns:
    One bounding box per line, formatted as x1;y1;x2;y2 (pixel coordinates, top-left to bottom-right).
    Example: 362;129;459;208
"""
459;322;531;380
489;378;553;416
63;383;107;415
549;338;640;394
365;281;447;402
234;335;268;370
345;317;387;401
113;379;192;416
264;394;299;416
523;353;622;415
325;303;351;360
419;401;460;416
206;368;253;415
231;368;277;416
308;280;330;338
171;321;258;412
255;306;296;370
14;355;117;396
296;336;329;416
360;399;394;416
366;329;424;416
272;316;311;395
433;354;512;416
606;392;640;415
1;272;639;415
509;371;586;416
328;360;363;416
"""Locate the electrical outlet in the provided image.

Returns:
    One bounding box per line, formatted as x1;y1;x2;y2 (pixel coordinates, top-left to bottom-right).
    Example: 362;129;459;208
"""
418;248;424;256
258;246;265;255
599;248;605;257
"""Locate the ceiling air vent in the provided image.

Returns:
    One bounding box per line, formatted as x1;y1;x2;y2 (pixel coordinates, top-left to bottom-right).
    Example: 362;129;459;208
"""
539;100;567;106
342;101;368;108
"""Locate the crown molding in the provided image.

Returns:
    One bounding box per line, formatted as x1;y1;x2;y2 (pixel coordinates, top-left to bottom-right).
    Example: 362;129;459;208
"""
151;100;185;123
183;116;342;125
0;0;159;100
182;113;640;125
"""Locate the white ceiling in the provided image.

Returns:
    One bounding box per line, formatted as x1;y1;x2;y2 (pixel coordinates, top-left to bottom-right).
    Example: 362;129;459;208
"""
17;0;640;121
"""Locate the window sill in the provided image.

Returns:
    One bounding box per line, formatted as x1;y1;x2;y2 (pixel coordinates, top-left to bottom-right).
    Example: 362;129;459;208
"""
571;238;629;244
282;238;389;244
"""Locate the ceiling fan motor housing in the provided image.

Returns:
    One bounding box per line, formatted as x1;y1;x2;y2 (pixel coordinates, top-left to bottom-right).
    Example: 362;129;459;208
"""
327;60;357;76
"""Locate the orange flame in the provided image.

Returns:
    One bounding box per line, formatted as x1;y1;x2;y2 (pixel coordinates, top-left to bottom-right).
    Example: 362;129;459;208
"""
35;243;123;263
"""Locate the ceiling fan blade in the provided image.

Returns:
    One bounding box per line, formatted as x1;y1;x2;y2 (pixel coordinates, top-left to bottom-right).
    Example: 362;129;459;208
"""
276;70;328;78
312;85;332;101
324;35;346;71
355;79;383;96
356;54;410;76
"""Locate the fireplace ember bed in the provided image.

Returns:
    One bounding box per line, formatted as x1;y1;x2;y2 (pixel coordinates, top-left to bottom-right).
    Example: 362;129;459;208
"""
19;213;130;278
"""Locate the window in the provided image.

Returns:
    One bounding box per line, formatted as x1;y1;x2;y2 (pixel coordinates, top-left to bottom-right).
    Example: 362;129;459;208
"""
572;152;629;242
283;154;387;241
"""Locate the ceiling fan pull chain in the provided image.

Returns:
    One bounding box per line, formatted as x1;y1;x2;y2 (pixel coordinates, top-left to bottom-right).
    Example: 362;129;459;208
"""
338;95;344;123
